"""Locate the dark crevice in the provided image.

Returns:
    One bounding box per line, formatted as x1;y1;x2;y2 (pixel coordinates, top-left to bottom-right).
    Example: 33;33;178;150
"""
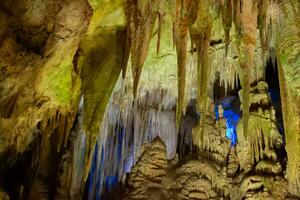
265;57;284;138
15;29;49;55
213;73;241;102
177;99;199;161
210;38;223;46
72;49;80;74
265;56;287;170
1;136;41;200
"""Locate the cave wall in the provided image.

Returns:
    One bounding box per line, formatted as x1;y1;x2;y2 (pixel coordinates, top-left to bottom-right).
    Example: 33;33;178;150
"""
276;0;300;196
0;0;128;198
0;1;91;198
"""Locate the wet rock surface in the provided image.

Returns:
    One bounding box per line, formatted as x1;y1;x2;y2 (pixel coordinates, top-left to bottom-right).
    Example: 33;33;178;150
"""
123;86;293;199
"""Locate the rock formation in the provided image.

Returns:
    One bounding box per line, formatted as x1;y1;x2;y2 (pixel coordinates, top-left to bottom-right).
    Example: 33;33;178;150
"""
0;0;299;199
124;138;168;200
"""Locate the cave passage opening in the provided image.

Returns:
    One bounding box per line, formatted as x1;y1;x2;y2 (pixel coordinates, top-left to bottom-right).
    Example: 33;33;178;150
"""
264;55;287;165
213;73;242;147
265;56;285;139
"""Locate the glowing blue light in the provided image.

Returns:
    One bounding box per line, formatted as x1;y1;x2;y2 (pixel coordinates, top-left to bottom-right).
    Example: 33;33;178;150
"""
223;109;239;146
105;176;118;193
215;96;240;146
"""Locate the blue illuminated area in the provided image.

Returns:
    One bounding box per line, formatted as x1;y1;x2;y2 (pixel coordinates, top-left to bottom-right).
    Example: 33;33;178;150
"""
105;176;118;193
123;144;134;173
87;142;103;200
215;96;240;146
86;125;128;200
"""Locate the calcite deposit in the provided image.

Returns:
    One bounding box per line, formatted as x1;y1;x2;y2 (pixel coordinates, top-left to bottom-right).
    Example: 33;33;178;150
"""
0;0;299;199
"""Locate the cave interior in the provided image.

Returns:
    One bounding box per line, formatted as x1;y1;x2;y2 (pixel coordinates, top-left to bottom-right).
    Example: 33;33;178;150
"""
0;0;299;200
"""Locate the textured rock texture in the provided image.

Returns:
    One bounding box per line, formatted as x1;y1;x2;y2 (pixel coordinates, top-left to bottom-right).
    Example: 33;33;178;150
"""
0;0;91;199
123;92;295;200
123;138;293;200
124;138;168;200
0;0;299;199
276;0;300;196
0;0;127;198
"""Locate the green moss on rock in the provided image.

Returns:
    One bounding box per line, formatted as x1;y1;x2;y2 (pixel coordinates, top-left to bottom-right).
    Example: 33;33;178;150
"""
39;58;73;105
78;0;127;179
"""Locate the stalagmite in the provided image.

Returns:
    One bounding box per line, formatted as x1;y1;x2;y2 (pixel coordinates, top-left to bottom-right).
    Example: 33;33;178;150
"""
257;0;269;62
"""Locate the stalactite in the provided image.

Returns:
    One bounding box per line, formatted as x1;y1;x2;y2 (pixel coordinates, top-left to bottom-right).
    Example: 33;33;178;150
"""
78;0;130;180
122;28;131;79
85;75;178;199
234;0;257;137
189;0;212;145
174;0;192;128
196;33;212;144
85;15;179;195
257;0;268;62
157;12;163;54
233;0;241;35
127;0;160;98
221;0;233;56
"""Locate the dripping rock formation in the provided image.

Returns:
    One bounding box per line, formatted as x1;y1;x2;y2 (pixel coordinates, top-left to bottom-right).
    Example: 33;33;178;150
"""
0;0;299;199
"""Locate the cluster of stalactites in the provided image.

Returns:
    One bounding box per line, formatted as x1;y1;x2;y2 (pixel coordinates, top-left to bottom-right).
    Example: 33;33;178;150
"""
126;0;166;98
24;105;75;175
210;47;240;94
85;74;178;198
210;0;279;137
248;112;282;163
125;0;204;130
124;0;281;146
